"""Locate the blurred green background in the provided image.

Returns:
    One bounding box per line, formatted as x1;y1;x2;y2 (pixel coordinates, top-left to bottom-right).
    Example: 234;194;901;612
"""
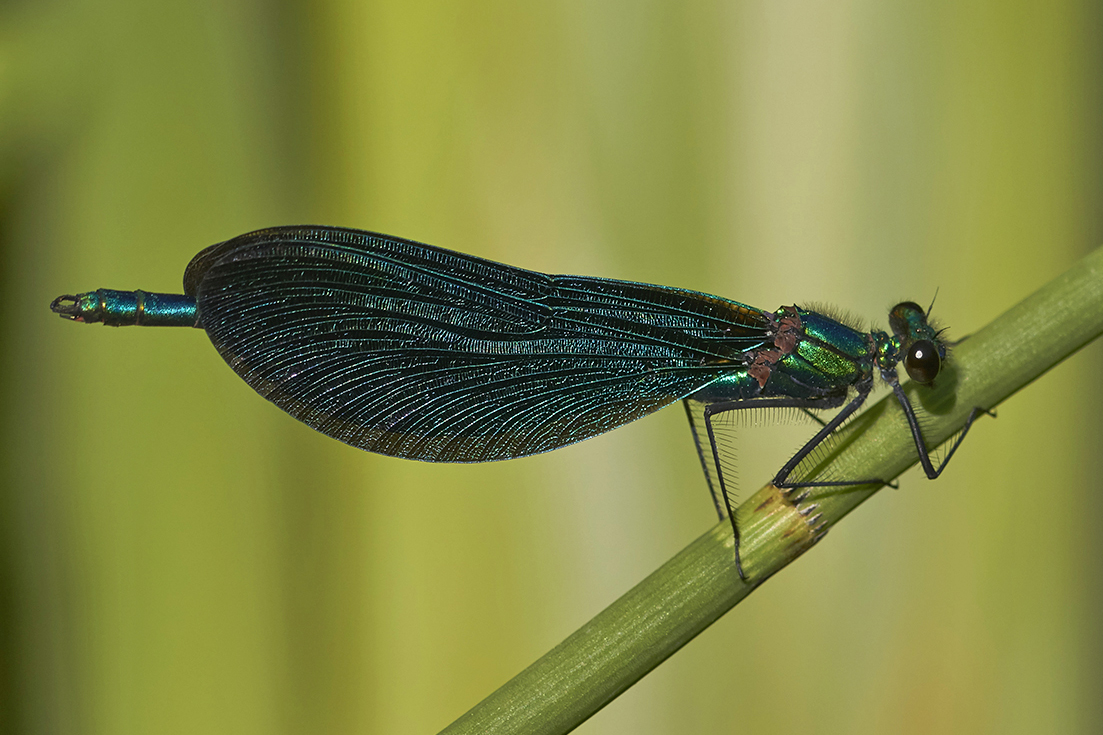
3;1;1102;733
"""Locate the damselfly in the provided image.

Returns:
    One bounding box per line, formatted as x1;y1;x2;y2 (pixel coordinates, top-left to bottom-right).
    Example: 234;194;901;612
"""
51;226;987;576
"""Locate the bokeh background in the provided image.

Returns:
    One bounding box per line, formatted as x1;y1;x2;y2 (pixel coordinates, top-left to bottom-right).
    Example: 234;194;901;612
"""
3;2;1102;733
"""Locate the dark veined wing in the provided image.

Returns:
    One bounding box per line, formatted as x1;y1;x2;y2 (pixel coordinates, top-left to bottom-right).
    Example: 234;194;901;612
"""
185;226;770;461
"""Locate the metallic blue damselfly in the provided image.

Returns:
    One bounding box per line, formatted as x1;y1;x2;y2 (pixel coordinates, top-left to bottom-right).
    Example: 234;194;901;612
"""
51;226;988;577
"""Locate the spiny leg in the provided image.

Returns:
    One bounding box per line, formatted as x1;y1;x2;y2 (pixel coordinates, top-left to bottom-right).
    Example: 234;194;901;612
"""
890;382;994;479
771;387;896;495
683;399;727;521
700;395;849;580
703;407;744;577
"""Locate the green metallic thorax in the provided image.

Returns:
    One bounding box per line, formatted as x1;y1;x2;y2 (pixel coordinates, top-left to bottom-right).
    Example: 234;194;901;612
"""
788;309;871;388
694;306;882;405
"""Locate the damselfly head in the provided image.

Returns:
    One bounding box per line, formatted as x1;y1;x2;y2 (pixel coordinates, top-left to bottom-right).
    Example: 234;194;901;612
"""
888;301;946;385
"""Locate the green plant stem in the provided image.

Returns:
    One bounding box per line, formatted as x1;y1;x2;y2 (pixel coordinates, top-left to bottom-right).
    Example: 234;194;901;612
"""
440;246;1103;735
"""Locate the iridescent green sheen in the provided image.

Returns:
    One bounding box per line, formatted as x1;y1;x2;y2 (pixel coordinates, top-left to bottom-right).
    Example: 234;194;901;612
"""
778;310;868;391
798;309;870;359
792;342;857;382
692;370;761;401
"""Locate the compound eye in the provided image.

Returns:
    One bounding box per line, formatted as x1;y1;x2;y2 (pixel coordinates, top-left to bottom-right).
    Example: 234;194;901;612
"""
904;339;941;384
